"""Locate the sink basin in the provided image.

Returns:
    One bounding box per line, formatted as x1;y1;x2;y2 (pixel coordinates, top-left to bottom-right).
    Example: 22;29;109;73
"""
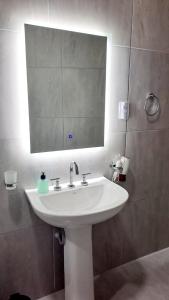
25;176;128;228
25;176;128;300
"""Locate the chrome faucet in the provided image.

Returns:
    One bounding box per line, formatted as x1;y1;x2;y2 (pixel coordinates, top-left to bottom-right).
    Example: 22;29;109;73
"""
68;161;79;188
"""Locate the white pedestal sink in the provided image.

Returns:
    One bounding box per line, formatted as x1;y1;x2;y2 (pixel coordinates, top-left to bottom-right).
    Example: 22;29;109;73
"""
25;177;128;300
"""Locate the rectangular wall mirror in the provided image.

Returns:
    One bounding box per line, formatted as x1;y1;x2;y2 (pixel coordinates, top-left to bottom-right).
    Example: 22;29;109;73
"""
25;24;107;153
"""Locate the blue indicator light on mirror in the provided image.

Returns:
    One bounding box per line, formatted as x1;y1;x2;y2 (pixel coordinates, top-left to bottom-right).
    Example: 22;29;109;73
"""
68;133;73;140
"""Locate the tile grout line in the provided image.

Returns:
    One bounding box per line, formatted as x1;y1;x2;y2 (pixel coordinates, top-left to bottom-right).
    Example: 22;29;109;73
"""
1;126;169;144
125;127;169;133
0;223;50;237
27;66;106;70
47;0;50;23
0;28;18;33
52;228;56;290
125;0;134;155
131;45;169;55
60;32;65;163
29;116;105;119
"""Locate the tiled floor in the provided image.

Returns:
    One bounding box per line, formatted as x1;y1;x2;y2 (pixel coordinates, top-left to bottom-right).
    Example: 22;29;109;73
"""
37;290;64;300
95;247;169;300
39;247;169;300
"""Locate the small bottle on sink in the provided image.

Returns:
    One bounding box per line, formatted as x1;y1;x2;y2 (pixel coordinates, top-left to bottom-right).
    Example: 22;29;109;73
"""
37;172;49;194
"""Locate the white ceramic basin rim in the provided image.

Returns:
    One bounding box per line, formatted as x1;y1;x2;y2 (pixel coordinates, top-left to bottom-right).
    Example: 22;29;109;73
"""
25;177;128;228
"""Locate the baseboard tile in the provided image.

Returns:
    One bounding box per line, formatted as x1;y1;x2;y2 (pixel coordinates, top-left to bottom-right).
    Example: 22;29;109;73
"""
37;290;64;300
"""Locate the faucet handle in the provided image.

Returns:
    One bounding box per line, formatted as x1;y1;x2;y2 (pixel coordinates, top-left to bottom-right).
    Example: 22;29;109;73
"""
50;177;61;191
81;173;91;186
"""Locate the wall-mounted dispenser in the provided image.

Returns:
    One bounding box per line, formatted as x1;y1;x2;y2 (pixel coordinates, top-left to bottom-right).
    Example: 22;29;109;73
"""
118;101;129;120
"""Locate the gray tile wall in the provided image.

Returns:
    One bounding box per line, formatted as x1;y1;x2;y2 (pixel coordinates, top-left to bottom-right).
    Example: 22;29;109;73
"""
0;0;130;298
126;0;169;260
93;0;169;277
1;0;168;299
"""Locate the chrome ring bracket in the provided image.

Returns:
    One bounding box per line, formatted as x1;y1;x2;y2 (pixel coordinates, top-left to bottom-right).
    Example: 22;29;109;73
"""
144;93;160;116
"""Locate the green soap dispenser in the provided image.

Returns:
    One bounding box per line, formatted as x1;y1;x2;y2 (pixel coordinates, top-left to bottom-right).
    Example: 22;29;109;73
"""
37;172;49;194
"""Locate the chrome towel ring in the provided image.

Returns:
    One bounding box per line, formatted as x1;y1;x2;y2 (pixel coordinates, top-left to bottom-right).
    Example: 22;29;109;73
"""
144;92;160;116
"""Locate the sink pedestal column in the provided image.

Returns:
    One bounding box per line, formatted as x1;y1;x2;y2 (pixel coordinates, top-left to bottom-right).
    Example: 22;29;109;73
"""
64;225;94;300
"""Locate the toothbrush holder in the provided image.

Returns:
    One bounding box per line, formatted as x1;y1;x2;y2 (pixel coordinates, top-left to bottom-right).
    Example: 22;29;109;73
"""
4;170;17;190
